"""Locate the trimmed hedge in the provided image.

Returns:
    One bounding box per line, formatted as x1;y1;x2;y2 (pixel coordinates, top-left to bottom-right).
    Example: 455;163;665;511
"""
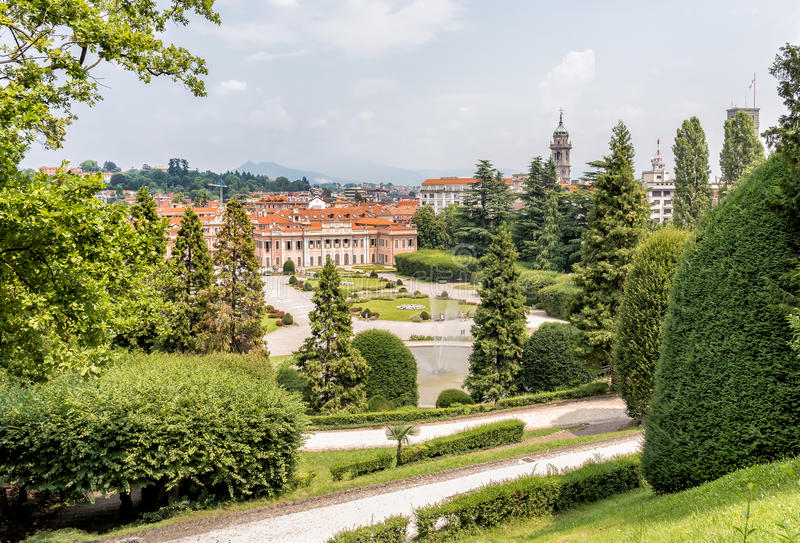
0;354;307;502
518;269;563;306
309;381;609;429
522;323;591;393
643;155;800;493
536;279;581;319
330;451;395;481
398;419;524;465
367;395;393;412
283;259;295;274
414;455;641;538
326;516;409;543
353;330;418;407
395;249;478;282
435;388;474;408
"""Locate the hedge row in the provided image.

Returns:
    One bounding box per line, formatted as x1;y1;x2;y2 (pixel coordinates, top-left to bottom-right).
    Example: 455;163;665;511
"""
326;516;409;543
536;280;581;320
308;381;609;429
330;452;395;481
398;420;524;465
394;249;479;282
415;455;641;538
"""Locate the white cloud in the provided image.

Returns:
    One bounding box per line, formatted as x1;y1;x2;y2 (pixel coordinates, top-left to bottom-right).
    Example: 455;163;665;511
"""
539;49;596;91
216;79;248;94
357;111;376;122
270;0;298;7
244;49;307;63
251;97;296;130
353;77;397;97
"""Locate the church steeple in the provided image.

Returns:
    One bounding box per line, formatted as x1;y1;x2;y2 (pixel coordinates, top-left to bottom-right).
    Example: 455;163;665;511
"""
550;110;572;184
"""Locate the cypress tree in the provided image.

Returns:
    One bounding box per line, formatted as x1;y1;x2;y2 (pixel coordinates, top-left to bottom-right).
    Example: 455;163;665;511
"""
555;186;592;273
571;121;649;369
464;225;528;402
720;111;765;193
516;157;559;262
533;192;560;271
672;117;712;229
162;207;213;352
130;185;166;265
203;199;266;354
297;258;370;413
456;160;512;256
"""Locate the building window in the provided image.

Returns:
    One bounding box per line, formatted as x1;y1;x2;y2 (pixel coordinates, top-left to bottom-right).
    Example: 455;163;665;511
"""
395;239;398;249
296;241;302;250
370;238;375;247
409;238;414;247
265;241;271;251
651;190;662;197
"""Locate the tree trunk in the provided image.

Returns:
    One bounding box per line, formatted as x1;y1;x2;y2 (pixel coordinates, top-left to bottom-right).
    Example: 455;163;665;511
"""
119;491;134;521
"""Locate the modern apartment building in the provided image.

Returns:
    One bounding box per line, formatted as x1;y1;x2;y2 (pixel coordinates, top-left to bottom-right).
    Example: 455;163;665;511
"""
640;140;675;223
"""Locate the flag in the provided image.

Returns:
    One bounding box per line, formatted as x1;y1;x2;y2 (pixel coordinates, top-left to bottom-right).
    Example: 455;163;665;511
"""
749;75;755;89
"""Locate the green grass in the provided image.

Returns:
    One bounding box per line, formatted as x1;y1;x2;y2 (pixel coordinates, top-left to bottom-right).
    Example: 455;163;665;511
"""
450;455;800;543
354;296;477;321
269;354;292;366
304;276;388;294
23;429;636;543
352;265;396;273
263;316;282;333
453;284;477;290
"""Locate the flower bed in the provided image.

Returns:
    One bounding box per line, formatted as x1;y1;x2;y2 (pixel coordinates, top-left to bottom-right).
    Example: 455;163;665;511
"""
396;304;425;310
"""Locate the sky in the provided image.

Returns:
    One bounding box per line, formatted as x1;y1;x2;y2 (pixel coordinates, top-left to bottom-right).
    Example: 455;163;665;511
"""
21;0;800;183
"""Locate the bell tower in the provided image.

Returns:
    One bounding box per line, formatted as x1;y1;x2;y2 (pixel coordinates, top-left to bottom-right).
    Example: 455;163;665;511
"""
549;110;572;184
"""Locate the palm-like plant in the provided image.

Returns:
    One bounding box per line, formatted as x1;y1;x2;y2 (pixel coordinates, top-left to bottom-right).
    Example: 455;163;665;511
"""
386;423;417;465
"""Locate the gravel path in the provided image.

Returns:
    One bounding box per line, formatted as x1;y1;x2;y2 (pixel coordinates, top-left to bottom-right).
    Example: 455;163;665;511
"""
303;395;628;451
156;435;641;543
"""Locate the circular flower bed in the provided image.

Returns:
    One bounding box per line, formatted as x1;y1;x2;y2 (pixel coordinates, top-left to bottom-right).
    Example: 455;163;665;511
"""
341;281;354;285
396;304;425;310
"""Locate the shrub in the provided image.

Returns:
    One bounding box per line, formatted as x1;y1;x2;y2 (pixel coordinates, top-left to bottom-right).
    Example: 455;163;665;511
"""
398;419;524;465
396;279;403;286
360;308;372;319
371;312;380;319
522;323;591;393
353;330;418;407
288;275;298;285
612;228;690;420
266;304;275;312
276;366;310;403
439;290;448;298
282;313;294;325
536;279;581;319
283;259;295;275
329;451;394;481
518;269;564;306
643;155;800;493
436;388;474;408
326;516;409;543
394;249;479;282
0;354;307;503
414;455;640;538
369;270;379;278
367;395;393;412
275;320;284;326
398;287;408;293
303;281;313;291
419;310;431;321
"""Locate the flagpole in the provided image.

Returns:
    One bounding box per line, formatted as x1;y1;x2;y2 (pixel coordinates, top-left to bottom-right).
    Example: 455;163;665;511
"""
753;72;756;108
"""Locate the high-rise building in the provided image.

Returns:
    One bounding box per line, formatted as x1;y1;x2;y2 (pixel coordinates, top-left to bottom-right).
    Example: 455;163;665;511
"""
726;107;760;132
549;112;572;184
640;140;675;223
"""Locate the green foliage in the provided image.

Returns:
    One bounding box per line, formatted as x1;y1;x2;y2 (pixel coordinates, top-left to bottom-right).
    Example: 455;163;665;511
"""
720;111;765;193
398;419;524;465
369;270;379;278
326;516;409;543
515;157;560;262
414;455;641;538
298;259;370;413
0;353;307;501
276;366;311;403
420;310;431;320
353;330;418;407
436;388;474;408
289;275;298;285
518;269;564;306
329;452;394;481
536;279;581;320
282;313;294;325
413;204;450;249
555;186;593;273
465;226;528;402
79;159;100;172
308;381;608;428
522;323;590;393
572;121;649;370
673;116;713;228
284;259;296;275
456;160;513;256
367;395;393;411
643;155;800;493
394;249;479;282
533;192;561;271
612;227;690;419
202;200;267;353
303;281;314;291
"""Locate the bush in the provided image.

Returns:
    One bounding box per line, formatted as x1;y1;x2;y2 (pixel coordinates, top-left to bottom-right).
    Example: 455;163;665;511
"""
329;451;394;481
394;249;479;282
266;304;275;312
283;259;295;275
643;155;800;493
436;388;474;408
353;330;418;407
369;271;379;278
0;354;308;503
536;279;581;319
371;312;380;319
360;308;372;319
419;310;431;321
275;320;284;326
276;366;310;403
398;287;408;293
612;228;690;420
367;395;393;412
288;275;298;285
396;279;403;286
414;455;640;538
303;281;313;291
282;313;294;325
518;269;564;306
326;516;409;543
522;323;591;393
398;419;524;465
439;291;449;298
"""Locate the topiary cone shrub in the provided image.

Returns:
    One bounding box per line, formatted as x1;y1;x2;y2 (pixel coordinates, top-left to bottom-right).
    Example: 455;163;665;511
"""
353;330;418;407
282;313;294;325
283;259;295;275
642;155;800;493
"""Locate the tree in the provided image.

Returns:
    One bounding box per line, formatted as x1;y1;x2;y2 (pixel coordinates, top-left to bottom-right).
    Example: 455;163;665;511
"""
555;186;592;273
533;192;560;271
161;207;213;352
80;160;100;172
297;258;370;413
353;330;418;407
642;155;800;493
283;259;295;275
464;225;528;402
571;121;649;370
195;192;211;207
440;204;461;248
455;160;512;256
611;227;690;420
103;161;119;172
129;186;167;266
412;205;448;249
386;423;416;465
672;117;712;229
515;156;559;262
203;199;266;354
521;323;590;393
719;111;764;193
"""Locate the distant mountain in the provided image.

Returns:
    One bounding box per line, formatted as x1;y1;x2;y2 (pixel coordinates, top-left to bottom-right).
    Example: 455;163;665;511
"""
234;161;346;184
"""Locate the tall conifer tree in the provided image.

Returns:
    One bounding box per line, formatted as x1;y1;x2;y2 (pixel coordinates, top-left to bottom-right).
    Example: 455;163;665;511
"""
203;199;266;353
672;117;712;228
720;110;765;192
515;157;559;262
456;160;512;256
297;258;370;413
464;225;528;402
130;185;167;265
571;121;649;369
533;192;561;271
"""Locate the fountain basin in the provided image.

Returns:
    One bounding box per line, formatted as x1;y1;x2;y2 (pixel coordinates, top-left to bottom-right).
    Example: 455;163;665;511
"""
407;342;471;408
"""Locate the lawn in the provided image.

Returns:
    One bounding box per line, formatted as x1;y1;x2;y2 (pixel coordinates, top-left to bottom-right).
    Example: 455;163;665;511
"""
303;276;389;294
355;296;478;321
26;429;638;542
263;315;282;333
452;454;800;543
